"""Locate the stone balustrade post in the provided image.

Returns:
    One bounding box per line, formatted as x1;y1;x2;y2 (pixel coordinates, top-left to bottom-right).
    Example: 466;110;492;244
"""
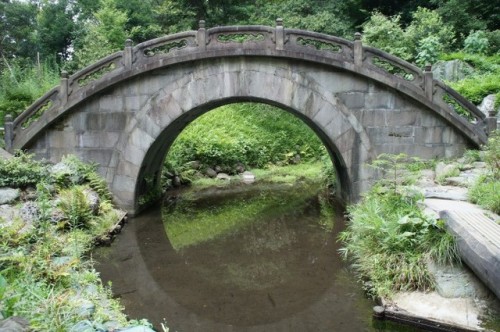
4;114;13;152
424;64;434;101
60;71;69;105
197;20;207;50
124;39;133;70
275;18;284;51
486;109;498;133
353;32;363;68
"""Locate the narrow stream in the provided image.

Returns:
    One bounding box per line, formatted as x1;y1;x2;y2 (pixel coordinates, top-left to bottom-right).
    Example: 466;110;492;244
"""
95;181;422;331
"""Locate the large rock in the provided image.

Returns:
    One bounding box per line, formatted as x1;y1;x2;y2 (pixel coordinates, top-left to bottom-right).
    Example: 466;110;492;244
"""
478;94;498;117
0;188;20;205
19;201;39;224
432;59;474;82
0;316;30;332
83;189;100;215
205;167;217;178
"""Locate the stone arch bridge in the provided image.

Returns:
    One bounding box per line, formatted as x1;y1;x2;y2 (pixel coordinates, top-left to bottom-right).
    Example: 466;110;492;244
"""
4;20;496;215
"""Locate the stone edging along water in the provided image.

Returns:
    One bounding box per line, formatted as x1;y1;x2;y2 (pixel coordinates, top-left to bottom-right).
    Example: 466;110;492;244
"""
374;160;500;332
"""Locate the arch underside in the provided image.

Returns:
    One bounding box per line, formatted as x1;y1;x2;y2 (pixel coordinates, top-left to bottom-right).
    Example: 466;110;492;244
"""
26;57;470;214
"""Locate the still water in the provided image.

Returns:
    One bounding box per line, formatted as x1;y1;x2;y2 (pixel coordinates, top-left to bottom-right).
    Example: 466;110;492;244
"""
95;181;422;331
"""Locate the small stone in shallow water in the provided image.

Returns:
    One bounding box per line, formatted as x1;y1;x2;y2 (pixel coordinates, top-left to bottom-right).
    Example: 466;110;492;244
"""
216;173;231;181
241;171;255;184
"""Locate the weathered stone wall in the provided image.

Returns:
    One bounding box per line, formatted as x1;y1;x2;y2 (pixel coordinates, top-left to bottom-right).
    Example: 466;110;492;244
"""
27;57;471;214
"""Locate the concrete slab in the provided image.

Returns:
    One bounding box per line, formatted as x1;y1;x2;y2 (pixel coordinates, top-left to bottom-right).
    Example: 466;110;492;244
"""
390;291;482;329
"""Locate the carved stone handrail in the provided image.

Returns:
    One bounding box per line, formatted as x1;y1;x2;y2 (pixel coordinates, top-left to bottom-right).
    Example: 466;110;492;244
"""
286;29;354;62
4;20;494;151
364;47;424;87
135;31;198;60
12;86;60;129
207;25;275;47
434;80;486;123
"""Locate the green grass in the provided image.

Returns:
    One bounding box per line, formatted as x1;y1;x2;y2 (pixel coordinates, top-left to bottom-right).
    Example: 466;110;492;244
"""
440;52;500;108
469;176;500;215
339;183;460;299
468;130;500;215
0;60;60;127
187;161;325;192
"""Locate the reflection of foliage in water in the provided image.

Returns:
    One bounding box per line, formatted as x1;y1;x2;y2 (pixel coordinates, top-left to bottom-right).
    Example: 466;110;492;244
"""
318;193;336;231
243;217;297;254
162;181;331;251
225;261;287;290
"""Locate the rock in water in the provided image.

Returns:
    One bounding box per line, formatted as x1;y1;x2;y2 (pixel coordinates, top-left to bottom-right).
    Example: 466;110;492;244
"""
241;171;255;184
216;173;231;181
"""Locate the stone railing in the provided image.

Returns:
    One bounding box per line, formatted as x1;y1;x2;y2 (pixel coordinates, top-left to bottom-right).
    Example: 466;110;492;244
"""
4;20;495;151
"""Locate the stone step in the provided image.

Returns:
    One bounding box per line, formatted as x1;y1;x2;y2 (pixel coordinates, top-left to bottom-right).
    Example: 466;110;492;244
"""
440;209;500;301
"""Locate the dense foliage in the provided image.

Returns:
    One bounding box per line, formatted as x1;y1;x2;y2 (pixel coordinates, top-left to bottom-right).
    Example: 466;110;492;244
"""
165;103;325;174
1;0;499;125
0;154;146;330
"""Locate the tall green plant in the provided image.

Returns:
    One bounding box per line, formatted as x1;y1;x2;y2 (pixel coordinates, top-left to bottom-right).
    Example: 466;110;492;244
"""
0;60;60;126
339;185;460;298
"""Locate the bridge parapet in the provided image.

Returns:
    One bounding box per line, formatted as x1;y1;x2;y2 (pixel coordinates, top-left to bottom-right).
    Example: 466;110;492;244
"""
4;20;495;152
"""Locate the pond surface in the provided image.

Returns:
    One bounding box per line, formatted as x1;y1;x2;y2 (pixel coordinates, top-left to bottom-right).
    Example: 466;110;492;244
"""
95;181;422;331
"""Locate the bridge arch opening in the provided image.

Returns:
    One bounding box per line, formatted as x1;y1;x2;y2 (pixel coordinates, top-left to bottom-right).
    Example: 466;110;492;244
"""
136;100;350;210
108;58;376;215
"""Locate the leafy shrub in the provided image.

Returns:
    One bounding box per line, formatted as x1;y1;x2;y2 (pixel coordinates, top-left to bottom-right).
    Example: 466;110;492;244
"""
58;186;92;229
485;30;500;55
362;12;411;61
440;52;500;107
464;30;490;55
363;8;454;63
405;7;454;56
52;155;111;201
416;36;442;66
0;152;49;188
